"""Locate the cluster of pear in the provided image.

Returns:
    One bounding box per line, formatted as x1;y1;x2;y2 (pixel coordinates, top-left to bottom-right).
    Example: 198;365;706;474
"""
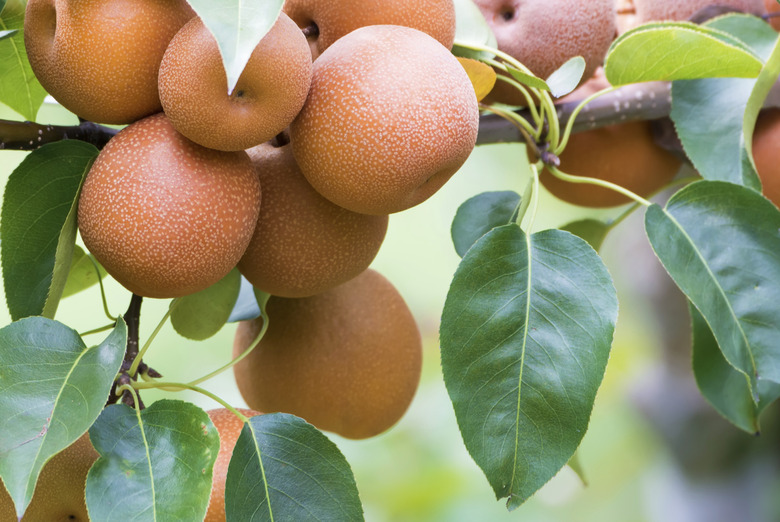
24;0;478;300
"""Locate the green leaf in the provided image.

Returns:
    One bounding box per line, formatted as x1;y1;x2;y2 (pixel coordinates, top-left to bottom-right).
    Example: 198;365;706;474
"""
506;65;550;92
0;0;48;120
546;56;586;98
227;275;261;323
671;15;777;189
559;219;610;252
690;303;780;434
0;29;16;41
452;0;496;60
86;400;220;522
440;225;618;510
0;317;126;518
185;0;284;94
451;191;520;258
645;181;780;399
0;1;6;14
225;413;364;521
1;141;99;320
61;245;106;299
171;268;241;340
605;22;763;85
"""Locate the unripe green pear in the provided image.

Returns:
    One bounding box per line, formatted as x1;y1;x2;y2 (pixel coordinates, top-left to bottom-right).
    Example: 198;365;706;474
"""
78;113;261;298
238;141;387;298
24;0;194;124
282;0;456;58
204;408;262;522
0;434;97;521
290;24;479;215
233;269;422;440
158;14;312;151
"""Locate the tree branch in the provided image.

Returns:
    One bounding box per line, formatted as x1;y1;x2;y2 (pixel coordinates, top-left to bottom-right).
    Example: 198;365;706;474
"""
0;119;117;151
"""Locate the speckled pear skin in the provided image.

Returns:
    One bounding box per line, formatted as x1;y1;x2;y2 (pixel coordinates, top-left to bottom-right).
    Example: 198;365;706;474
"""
283;0;456;57
25;0;195;124
290;25;479;215
0;434;98;522
233;269;422;440
238;142;388;298
474;0;616;105
78;113;262;298
204;408;262;522
159;14;312;152
635;0;765;23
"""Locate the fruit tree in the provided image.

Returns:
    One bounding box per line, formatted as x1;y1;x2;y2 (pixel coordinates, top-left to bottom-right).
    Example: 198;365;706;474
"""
1;0;780;520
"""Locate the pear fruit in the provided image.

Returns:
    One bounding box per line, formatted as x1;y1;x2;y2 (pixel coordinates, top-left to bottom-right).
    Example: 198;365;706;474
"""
634;0;765;22
78;113;261;298
233;269;422;439
204;408;262;522
290;24;479;215
158;14;312;151
239;142;388;298
751;108;780;206
0;434;98;521
283;0;456;58
475;0;616;105
24;0;194;124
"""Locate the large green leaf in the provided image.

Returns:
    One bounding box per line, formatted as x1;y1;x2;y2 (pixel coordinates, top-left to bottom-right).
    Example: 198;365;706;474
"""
645;181;780;398
225;413;364;521
440;224;618;510
671;15;778;189
61;245;106;299
451;191;520;258
0;317;126;518
605;22;763;85
0;0;47;120
185;0;284;93
1;141;99;320
171;268;241;340
86;400;219;522
691;304;780;434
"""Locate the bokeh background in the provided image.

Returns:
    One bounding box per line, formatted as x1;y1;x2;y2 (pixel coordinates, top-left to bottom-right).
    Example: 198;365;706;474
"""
1;100;778;522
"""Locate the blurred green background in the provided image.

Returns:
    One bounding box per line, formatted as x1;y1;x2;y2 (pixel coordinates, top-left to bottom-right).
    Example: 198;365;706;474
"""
1;101;778;522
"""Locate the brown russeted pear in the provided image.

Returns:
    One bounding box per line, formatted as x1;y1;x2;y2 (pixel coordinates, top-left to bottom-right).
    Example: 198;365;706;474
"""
290;24;479;215
233;269;422;440
238;141;388;298
282;0;456;58
475;0;616;105
204;408;262;522
0;434;98;522
24;0;194;124
78;113;261;298
158;14;312;151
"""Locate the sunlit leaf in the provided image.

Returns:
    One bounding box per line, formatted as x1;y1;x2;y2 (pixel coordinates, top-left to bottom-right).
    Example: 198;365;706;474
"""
225;413;364;521
440;225;617;510
451;191;520;257
671;14;778;189
453;0;496;53
171;268;241;340
1;141;99;320
645;181;780;398
691;303;780;434
86;401;219;522
0;29;16;40
457;57;497;102
185;0;284;93
0;318;126;518
546;56;586;98
605;22;763;85
0;0;48;120
61;245;106;299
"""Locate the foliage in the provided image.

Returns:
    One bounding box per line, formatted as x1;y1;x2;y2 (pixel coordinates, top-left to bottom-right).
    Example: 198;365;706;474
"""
1;2;779;521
